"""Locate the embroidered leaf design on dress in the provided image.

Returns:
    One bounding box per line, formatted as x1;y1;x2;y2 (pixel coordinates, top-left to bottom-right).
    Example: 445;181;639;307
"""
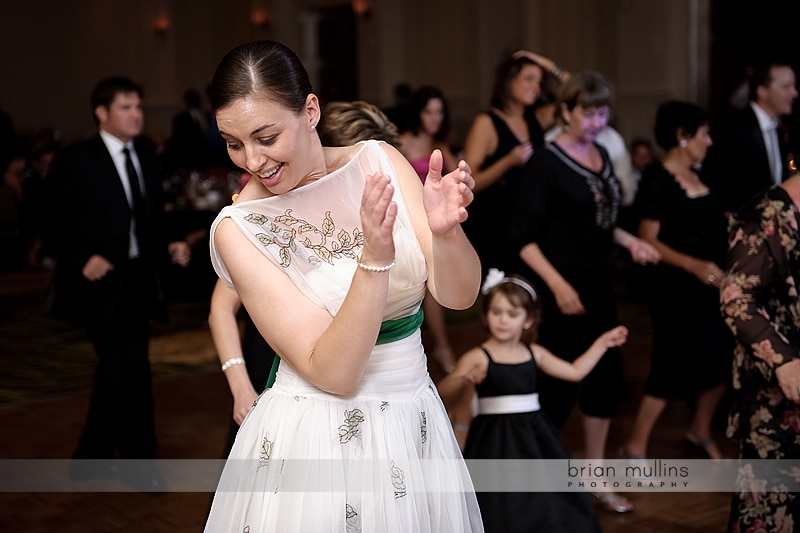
257;434;272;471
314;245;333;264
278;247;291;268
321;211;335;237
245;213;269;225
420;411;427;444
338;408;365;444
345;503;362;533
338;229;352;247
390;461;407;499
244;209;362;268
345;504;358;520
274;212;298;225
380;401;389;412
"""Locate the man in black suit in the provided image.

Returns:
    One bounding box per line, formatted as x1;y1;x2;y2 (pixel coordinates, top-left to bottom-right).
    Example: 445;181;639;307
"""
705;60;798;213
42;77;191;486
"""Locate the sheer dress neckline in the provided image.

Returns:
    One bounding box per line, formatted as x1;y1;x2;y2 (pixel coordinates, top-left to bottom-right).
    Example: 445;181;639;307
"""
232;141;370;206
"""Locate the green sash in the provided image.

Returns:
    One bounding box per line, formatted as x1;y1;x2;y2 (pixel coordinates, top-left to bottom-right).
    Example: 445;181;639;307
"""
264;308;424;389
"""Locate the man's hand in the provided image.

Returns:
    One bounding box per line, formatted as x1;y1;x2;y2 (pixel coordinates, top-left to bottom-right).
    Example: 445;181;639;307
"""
168;241;191;267
82;254;114;281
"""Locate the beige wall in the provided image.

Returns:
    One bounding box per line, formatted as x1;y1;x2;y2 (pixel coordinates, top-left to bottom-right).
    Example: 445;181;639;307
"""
1;0;703;151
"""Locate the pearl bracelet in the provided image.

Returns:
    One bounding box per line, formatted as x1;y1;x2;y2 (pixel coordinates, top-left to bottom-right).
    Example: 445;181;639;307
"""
221;357;245;372
357;259;396;272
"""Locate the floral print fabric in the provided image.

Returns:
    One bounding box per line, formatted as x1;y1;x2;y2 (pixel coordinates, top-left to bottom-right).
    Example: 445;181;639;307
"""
722;185;800;532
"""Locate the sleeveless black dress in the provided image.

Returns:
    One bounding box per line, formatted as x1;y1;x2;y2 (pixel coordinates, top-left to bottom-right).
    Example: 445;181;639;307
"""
463;346;601;533
463;110;544;277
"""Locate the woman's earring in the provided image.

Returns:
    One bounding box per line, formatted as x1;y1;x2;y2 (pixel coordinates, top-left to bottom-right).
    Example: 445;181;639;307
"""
679;139;688;148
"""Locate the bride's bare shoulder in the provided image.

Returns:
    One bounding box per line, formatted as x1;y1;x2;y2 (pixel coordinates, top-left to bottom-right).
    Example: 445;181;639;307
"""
323;143;368;171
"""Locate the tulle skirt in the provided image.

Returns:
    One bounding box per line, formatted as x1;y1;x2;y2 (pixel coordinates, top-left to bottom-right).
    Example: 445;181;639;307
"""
205;331;483;532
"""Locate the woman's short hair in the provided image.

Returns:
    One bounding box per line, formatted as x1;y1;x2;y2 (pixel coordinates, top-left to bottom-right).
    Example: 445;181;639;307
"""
653;100;708;151
554;70;613;127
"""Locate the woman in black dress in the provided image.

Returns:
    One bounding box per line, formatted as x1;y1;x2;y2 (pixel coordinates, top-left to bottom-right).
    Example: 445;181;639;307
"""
509;71;660;513
621;101;731;460
462;50;566;277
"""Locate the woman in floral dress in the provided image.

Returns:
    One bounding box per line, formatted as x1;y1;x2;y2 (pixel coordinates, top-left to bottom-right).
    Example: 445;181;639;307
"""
722;171;800;532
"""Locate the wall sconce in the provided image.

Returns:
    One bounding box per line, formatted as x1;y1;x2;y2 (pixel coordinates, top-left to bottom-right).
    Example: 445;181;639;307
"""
351;0;372;18
153;10;171;34
250;7;271;29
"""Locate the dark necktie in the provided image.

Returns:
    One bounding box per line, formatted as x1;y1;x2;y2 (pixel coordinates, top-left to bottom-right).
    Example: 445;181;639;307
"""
123;147;148;250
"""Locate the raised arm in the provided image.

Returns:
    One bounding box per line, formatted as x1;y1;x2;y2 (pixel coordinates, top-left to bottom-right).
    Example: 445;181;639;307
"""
385;144;481;309
512;50;571;83
534;325;628;382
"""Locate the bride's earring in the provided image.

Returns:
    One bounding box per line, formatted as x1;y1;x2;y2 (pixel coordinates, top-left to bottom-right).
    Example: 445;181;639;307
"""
679;139;688;148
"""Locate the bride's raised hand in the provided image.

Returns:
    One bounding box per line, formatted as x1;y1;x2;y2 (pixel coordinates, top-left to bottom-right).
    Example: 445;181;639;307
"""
359;171;397;265
423;149;475;235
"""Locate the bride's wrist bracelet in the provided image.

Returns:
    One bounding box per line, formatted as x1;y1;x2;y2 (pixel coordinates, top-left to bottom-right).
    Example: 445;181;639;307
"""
221;357;245;372
357;258;396;272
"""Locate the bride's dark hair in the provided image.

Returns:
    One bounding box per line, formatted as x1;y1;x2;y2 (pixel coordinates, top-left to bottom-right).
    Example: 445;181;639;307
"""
209;40;312;115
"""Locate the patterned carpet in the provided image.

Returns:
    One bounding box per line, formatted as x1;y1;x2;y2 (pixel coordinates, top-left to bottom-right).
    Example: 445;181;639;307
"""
0;269;219;405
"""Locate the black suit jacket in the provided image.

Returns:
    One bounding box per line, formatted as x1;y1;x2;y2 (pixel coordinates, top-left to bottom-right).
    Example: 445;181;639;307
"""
42;135;170;324
705;106;791;213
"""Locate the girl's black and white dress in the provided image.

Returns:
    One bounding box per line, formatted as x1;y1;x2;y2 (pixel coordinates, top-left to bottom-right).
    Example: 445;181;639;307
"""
463;346;601;533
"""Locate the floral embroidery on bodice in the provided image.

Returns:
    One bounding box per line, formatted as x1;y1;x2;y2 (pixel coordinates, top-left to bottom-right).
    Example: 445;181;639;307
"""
244;209;364;268
209;140;428;320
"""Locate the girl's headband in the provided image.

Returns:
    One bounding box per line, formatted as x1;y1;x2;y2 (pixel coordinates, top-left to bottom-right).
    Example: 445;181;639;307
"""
481;268;537;302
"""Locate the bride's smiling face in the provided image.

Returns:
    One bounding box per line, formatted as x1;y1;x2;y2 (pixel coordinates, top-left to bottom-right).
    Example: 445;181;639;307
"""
216;93;321;195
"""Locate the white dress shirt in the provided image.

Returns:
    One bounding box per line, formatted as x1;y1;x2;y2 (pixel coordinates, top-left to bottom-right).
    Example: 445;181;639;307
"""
750;101;782;184
99;129;146;258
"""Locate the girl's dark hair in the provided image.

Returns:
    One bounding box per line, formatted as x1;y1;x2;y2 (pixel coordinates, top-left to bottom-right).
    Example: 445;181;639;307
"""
653;100;708;151
481;278;541;344
490;55;541;111
209;40;312;115
407;85;451;141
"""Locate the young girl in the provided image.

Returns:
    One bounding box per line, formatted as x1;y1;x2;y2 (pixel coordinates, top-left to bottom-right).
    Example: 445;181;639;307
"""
438;268;628;532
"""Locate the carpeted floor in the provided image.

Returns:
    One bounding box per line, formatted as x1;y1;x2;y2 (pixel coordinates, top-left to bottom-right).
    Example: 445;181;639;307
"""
0;269;219;405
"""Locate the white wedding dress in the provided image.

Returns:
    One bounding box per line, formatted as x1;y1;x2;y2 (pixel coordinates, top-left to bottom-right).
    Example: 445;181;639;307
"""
205;140;483;532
